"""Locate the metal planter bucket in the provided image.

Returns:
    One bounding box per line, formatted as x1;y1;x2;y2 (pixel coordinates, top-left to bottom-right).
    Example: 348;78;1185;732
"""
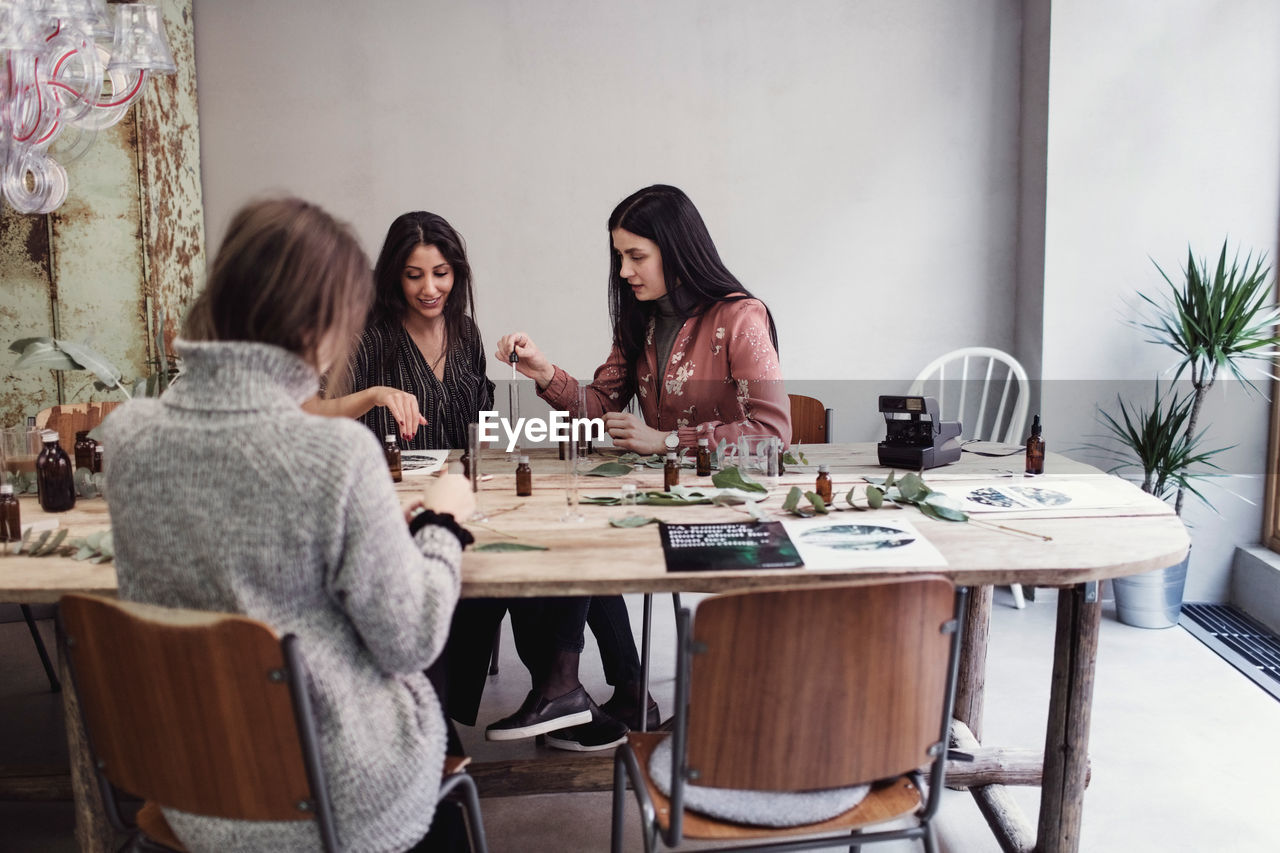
1113;553;1190;629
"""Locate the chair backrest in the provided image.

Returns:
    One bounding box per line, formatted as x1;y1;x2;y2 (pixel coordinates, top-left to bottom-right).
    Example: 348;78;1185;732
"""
36;402;123;457
907;347;1029;444
59;594;334;835
788;394;831;444
681;577;958;792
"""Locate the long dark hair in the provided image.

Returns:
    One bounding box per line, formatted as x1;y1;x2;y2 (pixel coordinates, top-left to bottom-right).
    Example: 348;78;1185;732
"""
607;184;777;365
371;211;479;347
185;197;372;372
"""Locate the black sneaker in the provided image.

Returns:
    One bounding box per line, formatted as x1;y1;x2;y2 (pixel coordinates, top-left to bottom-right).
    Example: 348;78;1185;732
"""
600;695;661;731
485;687;593;741
545;704;629;752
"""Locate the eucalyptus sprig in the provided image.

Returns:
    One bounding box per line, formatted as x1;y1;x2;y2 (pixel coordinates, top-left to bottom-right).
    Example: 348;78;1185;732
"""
5;470;37;494
777;471;968;522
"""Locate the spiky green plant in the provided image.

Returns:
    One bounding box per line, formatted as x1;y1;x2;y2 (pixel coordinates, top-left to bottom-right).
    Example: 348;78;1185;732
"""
1131;241;1276;514
1090;383;1228;513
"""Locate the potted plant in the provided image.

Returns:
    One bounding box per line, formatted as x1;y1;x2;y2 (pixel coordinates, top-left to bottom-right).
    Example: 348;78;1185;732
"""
1092;241;1277;627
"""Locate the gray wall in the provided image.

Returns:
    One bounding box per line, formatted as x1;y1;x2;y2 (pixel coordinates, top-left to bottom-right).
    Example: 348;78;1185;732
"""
192;0;1280;601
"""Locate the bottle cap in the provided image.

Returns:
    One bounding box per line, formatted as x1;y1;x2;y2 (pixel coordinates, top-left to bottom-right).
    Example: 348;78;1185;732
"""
697;437;709;446
0;484;13;495
75;430;89;439
385;434;396;443
517;455;529;464
41;430;58;443
818;464;830;473
666;451;677;460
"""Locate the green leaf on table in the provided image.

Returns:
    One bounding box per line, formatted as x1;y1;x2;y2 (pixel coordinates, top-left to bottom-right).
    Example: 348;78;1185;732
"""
584;461;633;477
895;472;930;503
804;492;829;515
922;493;968;522
33;528;68;556
581;495;622;505
473;542;550;552
26;529;51;556
609;515;658;528
710;493;748;507
782;449;809;466
711;465;767;493
865;484;884;509
781;486;802;513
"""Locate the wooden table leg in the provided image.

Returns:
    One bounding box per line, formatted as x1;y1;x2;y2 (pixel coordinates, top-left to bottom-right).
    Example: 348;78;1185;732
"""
57;628;115;853
955;584;994;740
1036;583;1101;853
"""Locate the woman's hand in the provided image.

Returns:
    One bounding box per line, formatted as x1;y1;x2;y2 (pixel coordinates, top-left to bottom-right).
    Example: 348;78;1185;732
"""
603;412;669;454
495;332;555;389
420;473;475;520
375;387;427;440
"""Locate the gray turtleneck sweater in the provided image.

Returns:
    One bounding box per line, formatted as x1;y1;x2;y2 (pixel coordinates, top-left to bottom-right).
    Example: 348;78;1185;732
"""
100;340;461;853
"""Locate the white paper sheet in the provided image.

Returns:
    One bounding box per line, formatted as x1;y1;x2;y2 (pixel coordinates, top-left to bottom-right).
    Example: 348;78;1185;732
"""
781;516;948;570
401;450;448;476
956;479;1144;514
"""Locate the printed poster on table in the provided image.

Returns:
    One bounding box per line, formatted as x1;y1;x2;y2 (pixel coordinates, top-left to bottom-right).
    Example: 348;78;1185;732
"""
779;516;948;570
658;521;803;573
955;480;1141;514
401;450;449;476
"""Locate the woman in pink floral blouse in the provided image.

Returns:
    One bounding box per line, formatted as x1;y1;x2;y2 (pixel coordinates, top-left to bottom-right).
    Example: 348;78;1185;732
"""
490;184;790;750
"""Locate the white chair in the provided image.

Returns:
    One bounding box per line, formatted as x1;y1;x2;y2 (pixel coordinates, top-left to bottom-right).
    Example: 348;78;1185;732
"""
910;347;1031;608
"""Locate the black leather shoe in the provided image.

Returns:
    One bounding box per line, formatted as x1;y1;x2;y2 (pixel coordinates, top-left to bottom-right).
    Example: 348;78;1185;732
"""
485;687;593;741
545;702;629;752
600;695;661;731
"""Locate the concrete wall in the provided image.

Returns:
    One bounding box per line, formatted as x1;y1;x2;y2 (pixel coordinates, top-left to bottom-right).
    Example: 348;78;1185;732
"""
1037;0;1280;601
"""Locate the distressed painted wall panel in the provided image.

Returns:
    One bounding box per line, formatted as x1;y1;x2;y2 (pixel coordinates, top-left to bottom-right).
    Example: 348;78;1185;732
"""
0;0;202;426
137;0;205;354
0;216;58;423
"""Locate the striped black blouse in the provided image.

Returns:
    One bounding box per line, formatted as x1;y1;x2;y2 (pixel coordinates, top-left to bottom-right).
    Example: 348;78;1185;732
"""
346;318;495;450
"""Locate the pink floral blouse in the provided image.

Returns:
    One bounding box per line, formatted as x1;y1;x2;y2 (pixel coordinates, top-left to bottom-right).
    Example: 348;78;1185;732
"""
539;297;790;449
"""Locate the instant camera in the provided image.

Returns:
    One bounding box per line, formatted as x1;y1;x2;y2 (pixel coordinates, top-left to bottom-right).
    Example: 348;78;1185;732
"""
876;395;962;470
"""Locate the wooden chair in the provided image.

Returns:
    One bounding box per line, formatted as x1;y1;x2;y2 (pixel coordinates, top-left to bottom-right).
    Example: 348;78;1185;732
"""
909;348;1030;608
58;594;488;853
35;401;123;457
788;394;833;444
612;578;966;853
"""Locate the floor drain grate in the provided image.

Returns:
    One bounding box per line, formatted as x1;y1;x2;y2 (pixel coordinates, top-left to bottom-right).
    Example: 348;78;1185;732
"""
1181;603;1280;701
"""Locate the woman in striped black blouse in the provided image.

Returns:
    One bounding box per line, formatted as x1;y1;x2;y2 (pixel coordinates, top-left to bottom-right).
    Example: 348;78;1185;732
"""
307;211;494;449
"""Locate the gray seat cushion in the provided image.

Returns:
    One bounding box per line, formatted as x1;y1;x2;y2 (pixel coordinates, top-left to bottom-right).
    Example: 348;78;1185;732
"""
647;736;871;827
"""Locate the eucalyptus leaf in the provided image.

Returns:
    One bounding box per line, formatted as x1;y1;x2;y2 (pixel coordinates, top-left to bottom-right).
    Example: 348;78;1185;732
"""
73;546;94;561
584;461;633;477
581;495;622;505
920;500;968;522
473;542;550;552
14;345;83;372
804;491;829;514
28;529;51;555
896;473;930;502
609;515;658;528
743;500;767;520
711;465;767;493
34;528;69;556
781;486;802;512
865;484;884;509
9;336;54;355
54;339;124;390
17;527;34;554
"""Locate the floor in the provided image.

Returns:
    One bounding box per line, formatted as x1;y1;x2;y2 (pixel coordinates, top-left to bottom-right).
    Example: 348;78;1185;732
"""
2;587;1278;853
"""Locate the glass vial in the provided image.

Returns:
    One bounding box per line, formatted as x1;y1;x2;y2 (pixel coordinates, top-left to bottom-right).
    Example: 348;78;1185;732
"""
74;430;96;471
664;451;680;492
815;464;833;503
695;437;711;476
36;430;76;512
777;442;786;475
383;435;402;482
0;483;20;546
516;455;532;496
1025;415;1045;475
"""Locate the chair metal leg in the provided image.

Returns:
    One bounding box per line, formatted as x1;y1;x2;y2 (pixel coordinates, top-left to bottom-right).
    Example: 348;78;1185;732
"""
438;771;490;853
21;605;61;692
488;619;501;676
1010;583;1027;609
922;820;939;853
639;594;653;732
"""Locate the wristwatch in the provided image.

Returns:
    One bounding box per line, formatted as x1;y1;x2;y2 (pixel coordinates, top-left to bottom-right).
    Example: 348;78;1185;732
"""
664;430;680;451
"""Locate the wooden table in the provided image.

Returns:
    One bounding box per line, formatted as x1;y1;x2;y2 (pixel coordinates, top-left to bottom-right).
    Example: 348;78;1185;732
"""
0;443;1189;853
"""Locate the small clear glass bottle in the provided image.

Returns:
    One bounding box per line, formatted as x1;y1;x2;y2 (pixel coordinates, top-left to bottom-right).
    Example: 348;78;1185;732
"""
383;435;402;482
815;464;833;503
1025;415;1045;475
74;430;96;471
36;430;76;512
695;437;711;476
0;483;20;546
620;483;638;509
516;455;532;496
663;451;680;492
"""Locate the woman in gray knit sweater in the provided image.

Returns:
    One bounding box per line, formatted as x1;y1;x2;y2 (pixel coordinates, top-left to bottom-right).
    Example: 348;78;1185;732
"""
101;197;474;853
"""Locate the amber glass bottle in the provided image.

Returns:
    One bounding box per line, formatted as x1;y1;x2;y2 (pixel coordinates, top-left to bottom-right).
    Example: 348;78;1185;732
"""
516;455;533;496
36;431;76;512
815;464;833;503
695;438;711;476
0;483;20;545
383;435;402;482
1025;415;1045;475
74;430;96;471
663;451;680;492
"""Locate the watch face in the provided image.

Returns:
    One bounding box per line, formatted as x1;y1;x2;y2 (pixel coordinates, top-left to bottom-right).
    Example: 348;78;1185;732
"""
665;432;679;449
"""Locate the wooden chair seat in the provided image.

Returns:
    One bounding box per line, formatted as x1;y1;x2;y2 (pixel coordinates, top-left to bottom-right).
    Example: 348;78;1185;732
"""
627;733;921;841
